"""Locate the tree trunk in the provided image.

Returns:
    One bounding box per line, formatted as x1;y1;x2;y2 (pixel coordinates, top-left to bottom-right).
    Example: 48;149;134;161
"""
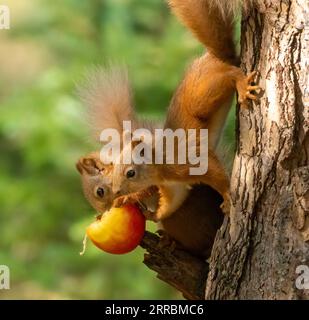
205;0;309;299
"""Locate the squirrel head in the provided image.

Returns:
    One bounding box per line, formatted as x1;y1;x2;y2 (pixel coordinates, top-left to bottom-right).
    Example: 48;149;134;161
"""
76;152;115;213
111;143;159;196
112;162;159;197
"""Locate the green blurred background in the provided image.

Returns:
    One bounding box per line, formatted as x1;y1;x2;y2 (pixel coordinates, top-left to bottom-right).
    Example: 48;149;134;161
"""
0;0;235;299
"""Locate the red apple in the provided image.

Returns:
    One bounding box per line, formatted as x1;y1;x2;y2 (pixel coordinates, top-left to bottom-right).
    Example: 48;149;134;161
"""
86;204;146;254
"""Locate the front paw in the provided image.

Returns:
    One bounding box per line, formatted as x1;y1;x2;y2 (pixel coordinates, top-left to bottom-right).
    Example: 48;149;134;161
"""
220;193;231;215
237;71;261;107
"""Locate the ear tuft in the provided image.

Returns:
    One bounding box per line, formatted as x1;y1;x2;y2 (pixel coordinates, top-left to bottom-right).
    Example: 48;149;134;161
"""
76;156;102;175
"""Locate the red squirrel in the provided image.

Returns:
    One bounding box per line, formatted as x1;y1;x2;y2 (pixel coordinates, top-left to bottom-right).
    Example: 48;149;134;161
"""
111;0;259;219
76;0;259;258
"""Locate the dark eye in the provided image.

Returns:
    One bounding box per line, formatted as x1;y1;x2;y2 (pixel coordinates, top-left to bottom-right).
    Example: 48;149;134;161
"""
96;187;105;198
126;169;136;179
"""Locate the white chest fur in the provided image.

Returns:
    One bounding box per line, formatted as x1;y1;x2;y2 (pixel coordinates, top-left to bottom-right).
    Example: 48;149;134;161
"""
157;182;191;219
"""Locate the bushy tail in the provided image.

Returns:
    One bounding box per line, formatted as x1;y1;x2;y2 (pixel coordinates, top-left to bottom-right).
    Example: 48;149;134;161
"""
77;66;161;141
168;0;252;62
77;66;137;141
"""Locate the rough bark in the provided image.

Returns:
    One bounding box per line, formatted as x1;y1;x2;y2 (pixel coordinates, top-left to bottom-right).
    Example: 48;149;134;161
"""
205;0;309;299
140;231;208;300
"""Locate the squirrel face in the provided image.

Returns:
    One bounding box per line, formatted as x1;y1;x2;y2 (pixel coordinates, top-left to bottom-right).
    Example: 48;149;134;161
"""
110;140;159;196
76;153;115;213
112;162;159;196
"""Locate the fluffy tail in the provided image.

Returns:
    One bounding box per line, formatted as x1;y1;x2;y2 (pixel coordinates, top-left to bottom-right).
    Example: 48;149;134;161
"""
168;0;252;62
77;66;137;141
77;66;161;141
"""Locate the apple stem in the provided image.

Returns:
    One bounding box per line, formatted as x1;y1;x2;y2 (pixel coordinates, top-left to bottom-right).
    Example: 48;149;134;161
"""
79;233;88;256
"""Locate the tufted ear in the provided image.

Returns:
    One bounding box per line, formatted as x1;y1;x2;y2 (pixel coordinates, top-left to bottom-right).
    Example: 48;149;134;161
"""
76;154;104;175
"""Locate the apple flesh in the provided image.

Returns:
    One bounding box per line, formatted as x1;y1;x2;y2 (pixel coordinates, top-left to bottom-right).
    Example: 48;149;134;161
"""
86;204;146;254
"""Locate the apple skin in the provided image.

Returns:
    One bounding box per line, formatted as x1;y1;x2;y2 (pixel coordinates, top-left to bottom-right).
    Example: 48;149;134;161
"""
86;204;146;254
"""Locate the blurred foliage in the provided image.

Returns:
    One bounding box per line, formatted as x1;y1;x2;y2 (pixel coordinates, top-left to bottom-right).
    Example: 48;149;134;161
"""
0;0;235;299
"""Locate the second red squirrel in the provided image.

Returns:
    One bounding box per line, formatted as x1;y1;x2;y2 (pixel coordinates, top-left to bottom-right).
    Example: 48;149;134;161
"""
77;152;223;258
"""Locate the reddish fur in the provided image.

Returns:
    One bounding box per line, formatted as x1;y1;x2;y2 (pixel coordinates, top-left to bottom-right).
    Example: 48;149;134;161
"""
77;0;259;257
160;185;223;258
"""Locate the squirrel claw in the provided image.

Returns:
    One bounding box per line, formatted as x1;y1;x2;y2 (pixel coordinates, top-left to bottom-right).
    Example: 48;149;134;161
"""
237;71;261;106
247;71;258;82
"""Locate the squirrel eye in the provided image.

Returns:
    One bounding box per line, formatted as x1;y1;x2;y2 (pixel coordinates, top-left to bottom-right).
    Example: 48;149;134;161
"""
126;169;136;179
96;187;105;198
